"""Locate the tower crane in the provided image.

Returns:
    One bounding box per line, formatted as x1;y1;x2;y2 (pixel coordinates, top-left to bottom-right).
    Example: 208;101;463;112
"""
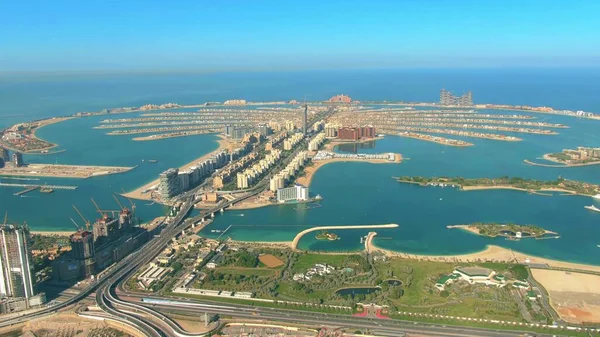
72;205;91;231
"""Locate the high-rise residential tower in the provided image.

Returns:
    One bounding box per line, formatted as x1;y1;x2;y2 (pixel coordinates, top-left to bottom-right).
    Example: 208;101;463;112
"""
302;104;308;135
0;224;35;299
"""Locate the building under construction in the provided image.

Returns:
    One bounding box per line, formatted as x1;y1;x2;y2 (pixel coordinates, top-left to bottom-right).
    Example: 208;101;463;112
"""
52;196;161;283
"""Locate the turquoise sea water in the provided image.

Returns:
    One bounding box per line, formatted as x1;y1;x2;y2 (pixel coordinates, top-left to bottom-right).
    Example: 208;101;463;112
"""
0;112;220;229
1;69;599;265
200;109;600;265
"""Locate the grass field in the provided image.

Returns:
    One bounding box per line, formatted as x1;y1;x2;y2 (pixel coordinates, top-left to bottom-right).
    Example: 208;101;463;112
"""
376;258;454;307
274;281;334;302
292;253;356;272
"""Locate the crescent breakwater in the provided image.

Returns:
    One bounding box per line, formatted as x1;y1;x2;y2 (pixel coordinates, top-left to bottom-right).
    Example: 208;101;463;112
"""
258;223;402;250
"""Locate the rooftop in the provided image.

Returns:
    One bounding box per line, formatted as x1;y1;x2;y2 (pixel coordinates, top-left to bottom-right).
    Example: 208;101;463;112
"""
455;267;493;277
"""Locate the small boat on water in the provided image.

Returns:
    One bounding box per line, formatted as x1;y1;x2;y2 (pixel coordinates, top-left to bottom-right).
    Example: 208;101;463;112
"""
584;205;600;213
148;160;158;163
593;194;600;200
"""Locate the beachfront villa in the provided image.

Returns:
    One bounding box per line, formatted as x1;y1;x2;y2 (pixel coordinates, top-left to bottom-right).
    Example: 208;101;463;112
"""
436;267;507;290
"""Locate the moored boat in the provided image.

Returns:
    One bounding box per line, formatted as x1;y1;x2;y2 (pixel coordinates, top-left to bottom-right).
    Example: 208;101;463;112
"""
584;205;600;213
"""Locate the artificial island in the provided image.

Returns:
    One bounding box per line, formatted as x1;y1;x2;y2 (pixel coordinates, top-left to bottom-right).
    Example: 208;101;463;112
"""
4;91;600;337
525;146;600;167
395;175;600;196
447;223;559;240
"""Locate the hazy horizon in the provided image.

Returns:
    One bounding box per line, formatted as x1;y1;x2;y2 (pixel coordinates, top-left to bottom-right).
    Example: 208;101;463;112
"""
2;0;600;72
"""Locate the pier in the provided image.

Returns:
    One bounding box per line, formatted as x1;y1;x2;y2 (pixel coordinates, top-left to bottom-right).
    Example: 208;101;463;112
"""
14;186;40;196
1;183;78;194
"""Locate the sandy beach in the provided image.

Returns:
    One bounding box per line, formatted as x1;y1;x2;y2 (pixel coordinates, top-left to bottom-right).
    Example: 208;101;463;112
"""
297;154;402;187
372;243;600;273
123;134;230;201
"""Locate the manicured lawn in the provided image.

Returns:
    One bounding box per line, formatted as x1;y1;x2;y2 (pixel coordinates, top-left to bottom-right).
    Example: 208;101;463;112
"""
292;253;355;272
216;267;277;277
274;281;333;302
376;258;454;307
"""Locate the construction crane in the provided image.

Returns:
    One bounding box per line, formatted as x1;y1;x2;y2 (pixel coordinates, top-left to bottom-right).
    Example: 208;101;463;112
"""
70;218;81;231
113;194;125;210
91;198;118;218
72;205;91;231
120;189;137;214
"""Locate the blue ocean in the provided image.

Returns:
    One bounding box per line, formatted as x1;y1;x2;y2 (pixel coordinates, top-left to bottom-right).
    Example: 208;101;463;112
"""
1;68;600;265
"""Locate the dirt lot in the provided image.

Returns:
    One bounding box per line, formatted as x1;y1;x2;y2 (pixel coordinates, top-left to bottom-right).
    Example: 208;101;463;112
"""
259;253;284;268
531;269;600;324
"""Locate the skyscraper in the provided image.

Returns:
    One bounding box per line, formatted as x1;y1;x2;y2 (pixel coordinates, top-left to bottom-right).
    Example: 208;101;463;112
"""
0;224;35;299
302;104;308;135
12;152;24;167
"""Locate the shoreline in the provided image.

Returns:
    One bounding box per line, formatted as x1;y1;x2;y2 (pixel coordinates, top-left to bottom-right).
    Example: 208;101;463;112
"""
0;163;135;179
395;179;589;196
0;116;74;154
123;134;230;201
297;154;402;187
217;233;600;273
393;132;473;147
524;158;600;168
460;185;581;195
370;243;600;273
447;224;558;238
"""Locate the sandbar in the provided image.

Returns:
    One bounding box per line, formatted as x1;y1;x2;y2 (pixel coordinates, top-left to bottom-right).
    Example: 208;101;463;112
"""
123;134;230;201
296;154;402;187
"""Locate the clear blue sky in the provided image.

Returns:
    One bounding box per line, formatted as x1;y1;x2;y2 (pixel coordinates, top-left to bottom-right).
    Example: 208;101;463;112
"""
1;0;599;71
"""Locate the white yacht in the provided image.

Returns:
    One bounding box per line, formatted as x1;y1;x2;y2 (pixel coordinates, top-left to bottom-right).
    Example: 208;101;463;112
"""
593;194;600;200
584;205;600;213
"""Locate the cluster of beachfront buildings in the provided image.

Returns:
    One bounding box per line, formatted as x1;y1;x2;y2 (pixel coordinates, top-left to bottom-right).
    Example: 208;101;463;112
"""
158;151;230;199
435;266;538;301
293;263;337;281
269;150;310;192
312;151;395;162
236;148;282;189
308;132;326;151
